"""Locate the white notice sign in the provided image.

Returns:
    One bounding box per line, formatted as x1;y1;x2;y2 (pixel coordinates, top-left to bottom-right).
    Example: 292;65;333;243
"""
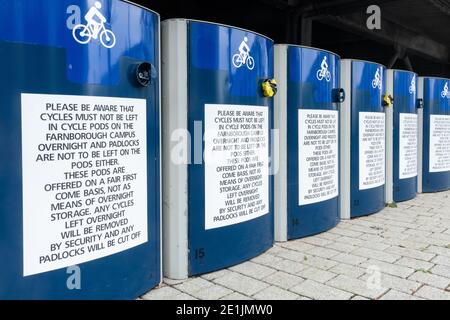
298;109;339;206
204;104;269;230
359;112;385;190
429;115;450;173
399;113;418;179
22;93;148;276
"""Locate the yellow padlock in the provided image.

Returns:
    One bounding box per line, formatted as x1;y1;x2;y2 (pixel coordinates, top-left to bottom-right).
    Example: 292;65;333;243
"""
383;94;394;107
262;79;278;98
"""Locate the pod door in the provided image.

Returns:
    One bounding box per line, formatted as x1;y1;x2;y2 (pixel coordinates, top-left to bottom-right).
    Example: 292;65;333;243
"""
341;60;386;219
286;46;340;239
0;0;161;299
420;77;450;193
392;71;418;202
187;21;274;276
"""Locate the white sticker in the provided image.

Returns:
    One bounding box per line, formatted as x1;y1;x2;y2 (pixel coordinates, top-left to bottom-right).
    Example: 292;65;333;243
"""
21;94;148;276
359;112;385;190
298;109;339;205
399;113;418;179
204;104;269;230
429;115;450;173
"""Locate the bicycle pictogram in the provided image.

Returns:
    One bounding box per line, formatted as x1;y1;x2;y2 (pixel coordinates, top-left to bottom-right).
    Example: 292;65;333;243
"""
316;56;331;82
372;67;382;90
72;1;116;49
232;37;255;70
409;75;416;95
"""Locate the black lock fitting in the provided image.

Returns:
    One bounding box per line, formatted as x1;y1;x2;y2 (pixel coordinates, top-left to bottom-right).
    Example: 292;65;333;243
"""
416;98;424;109
134;62;156;87
332;88;346;103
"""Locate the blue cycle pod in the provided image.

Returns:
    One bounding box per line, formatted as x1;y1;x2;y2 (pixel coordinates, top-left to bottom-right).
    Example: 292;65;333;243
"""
340;59;387;219
0;0;161;299
418;77;450;193
162;19;274;279
274;45;342;241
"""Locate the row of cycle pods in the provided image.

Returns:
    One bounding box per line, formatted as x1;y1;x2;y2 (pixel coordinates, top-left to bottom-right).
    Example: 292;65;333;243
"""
0;1;449;299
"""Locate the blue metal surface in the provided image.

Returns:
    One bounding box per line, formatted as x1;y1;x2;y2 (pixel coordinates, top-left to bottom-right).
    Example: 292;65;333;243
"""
187;21;274;276
350;61;386;218
286;46;340;239
422;77;450;193
0;0;160;299
0;0;156;86
393;70;418;202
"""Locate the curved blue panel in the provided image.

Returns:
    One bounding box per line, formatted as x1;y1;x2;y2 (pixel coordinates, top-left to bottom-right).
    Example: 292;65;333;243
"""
287;46;340;239
422;77;450;193
393;70;418;202
0;0;160;299
188;21;274;275
0;0;155;86
350;61;386;218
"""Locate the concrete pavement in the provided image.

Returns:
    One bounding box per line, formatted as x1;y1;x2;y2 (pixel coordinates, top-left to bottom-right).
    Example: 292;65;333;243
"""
142;191;450;300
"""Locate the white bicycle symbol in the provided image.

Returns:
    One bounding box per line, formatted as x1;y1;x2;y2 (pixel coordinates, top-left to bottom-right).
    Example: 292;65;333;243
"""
409;77;416;94
372;78;382;90
442;83;449;98
232;53;255;70
73;22;116;49
316;68;331;82
372;69;382;90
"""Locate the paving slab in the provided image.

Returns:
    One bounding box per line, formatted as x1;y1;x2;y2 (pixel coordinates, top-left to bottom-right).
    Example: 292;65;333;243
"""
141;191;450;300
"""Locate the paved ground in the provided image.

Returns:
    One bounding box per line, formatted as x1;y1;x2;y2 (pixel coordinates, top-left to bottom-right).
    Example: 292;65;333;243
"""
142;191;450;300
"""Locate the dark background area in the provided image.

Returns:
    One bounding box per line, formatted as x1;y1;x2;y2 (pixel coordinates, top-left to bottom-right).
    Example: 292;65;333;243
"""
133;0;450;78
